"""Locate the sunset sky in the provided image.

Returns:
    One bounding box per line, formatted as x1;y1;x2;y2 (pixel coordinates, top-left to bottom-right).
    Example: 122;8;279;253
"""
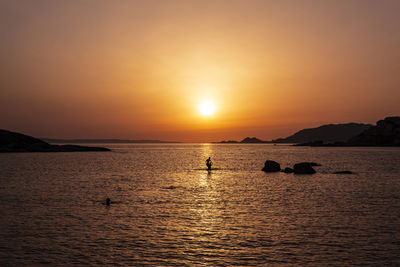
1;0;399;142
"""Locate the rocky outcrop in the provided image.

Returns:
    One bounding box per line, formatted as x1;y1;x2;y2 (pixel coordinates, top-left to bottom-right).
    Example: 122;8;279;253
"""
293;162;316;174
348;117;400;146
0;129;110;152
262;160;319;174
262;160;281;172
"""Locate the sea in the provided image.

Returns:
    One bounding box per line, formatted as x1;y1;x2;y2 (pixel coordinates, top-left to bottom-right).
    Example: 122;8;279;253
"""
0;144;399;266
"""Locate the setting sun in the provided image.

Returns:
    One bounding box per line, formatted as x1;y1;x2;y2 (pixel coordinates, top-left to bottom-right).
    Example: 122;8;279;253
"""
198;100;216;116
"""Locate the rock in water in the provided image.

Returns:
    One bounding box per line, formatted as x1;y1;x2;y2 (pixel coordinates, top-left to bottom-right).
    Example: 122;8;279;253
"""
282;167;294;173
262;160;281;172
334;171;353;174
293;162;316;174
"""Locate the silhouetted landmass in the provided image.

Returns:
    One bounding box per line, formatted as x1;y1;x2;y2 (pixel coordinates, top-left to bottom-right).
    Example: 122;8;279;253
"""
218;123;370;144
296;116;400;146
218;137;270;143
240;137;268;143
347;116;400;146
0;129;110;152
44;139;180;144
273;123;371;144
294;140;347;147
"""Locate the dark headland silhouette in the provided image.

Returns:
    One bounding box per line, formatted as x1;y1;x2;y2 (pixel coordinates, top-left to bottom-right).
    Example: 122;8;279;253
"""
272;123;371;143
218;123;371;144
346;117;400;146
0;129;110;152
218;116;400;146
297;116;400;146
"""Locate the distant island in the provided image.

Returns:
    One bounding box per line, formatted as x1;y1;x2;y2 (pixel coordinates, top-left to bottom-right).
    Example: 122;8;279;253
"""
218;116;400;146
0;129;110;152
44;138;180;144
218;137;270;144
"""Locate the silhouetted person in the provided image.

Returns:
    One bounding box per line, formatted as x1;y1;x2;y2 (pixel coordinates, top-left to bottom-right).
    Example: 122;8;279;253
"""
106;198;111;206
206;157;213;171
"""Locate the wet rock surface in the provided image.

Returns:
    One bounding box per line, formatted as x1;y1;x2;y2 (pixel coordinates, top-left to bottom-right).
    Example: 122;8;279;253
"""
293;162;316;174
262;160;281;172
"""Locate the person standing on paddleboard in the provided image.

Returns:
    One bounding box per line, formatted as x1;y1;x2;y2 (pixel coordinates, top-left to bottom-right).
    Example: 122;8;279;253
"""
206;157;213;171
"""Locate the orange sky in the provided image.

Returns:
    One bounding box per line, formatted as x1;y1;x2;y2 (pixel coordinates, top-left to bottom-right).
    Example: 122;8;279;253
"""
1;0;399;142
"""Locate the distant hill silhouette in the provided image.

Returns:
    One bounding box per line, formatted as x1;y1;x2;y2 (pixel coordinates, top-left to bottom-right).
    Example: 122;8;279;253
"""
240;137;267;143
0;129;110;152
219;140;239;143
218;137;269;143
294;116;400;146
44;138;180;144
272;123;371;143
347;117;400;146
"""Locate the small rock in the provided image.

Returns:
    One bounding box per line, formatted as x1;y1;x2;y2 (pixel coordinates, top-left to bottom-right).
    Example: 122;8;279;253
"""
164;186;177;190
262;160;281;172
334;171;353;174
293;162;316;174
281;167;294;173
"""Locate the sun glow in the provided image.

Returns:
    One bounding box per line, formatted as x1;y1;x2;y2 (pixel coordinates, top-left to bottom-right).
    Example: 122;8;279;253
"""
198;100;216;116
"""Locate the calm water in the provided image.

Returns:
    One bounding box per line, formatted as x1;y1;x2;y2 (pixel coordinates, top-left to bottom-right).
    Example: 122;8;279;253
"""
0;144;400;266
